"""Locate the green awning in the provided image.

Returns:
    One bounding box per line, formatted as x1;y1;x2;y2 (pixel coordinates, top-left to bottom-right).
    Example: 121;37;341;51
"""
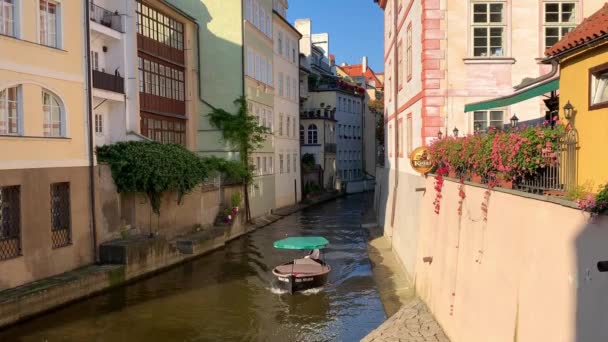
273;237;329;250
464;78;559;112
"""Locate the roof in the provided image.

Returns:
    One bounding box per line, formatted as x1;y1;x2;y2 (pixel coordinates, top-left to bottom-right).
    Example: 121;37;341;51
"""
545;3;608;57
339;64;384;88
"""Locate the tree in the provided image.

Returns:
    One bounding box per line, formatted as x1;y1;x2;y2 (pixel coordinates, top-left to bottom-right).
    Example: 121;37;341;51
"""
208;97;270;221
368;99;385;147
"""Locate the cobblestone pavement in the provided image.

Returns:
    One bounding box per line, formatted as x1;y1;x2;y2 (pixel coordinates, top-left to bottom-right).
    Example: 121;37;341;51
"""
361;298;450;342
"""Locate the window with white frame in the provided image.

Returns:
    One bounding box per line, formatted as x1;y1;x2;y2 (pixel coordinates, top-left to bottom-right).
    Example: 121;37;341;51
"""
591;65;608;107
474;109;504;132
292;117;296;137
91;51;100;71
307;124;317;144
278;73;284;96
286;76;291;98
279;154;284;174
95;113;103;134
471;2;505;57
262;156;267;174
42;90;63;137
256;156;261;175
0;87;19;135
0;0;15;37
247;48;254;77
293;154;297;174
286;153;290;173
544;2;576;49
255;54;261;80
40;0;59;48
278;31;283;54
299;124;304;143
286;116;290;137
267;61;273;85
279;114;283;135
268;156;273;174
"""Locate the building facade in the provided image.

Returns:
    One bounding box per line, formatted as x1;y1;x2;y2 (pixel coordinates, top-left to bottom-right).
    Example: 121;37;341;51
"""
0;0;93;288
273;1;302;208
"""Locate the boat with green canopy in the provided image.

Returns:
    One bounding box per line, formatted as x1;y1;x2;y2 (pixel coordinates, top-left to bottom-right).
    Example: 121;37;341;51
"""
272;236;331;294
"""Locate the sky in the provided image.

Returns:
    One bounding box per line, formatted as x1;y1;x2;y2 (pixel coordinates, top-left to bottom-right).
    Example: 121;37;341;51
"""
288;0;384;73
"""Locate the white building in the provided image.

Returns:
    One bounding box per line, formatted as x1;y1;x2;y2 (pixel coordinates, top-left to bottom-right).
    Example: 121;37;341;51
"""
89;0;141;146
272;0;302;207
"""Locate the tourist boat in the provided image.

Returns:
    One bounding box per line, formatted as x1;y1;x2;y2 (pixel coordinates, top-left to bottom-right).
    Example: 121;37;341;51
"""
272;236;331;294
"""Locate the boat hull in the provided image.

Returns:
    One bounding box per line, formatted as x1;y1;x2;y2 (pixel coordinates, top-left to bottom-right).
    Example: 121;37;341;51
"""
272;261;330;294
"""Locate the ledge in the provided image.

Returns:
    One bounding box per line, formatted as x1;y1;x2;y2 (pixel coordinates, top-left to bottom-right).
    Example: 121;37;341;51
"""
463;57;516;65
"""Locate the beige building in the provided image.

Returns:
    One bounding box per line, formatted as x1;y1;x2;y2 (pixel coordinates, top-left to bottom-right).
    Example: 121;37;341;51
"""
273;1;302;208
0;0;93;288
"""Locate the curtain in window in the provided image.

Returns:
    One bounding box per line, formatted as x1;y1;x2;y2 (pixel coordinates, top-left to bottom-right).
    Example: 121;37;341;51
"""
43;91;62;137
593;72;608;105
0;87;18;135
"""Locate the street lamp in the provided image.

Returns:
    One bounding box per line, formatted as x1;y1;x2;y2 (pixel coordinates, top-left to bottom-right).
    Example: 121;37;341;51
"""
453;127;459;137
510;114;519;128
437;129;443;139
563;101;574;120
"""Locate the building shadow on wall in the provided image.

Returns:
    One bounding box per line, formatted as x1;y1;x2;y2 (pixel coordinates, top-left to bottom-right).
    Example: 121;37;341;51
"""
574;214;608;341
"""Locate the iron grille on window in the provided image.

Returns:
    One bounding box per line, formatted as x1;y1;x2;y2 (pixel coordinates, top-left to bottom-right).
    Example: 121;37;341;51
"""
0;185;21;260
51;182;71;248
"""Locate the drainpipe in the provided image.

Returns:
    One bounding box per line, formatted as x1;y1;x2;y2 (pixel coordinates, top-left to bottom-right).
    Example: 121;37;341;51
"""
390;0;399;230
85;0;99;263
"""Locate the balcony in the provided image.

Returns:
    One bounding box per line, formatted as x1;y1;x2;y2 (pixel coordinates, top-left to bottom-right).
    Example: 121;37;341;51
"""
90;2;124;33
325;143;337;154
92;70;124;94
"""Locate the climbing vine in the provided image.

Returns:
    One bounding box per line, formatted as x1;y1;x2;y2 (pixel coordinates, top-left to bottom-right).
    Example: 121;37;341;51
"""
97;141;209;215
457;178;466;217
433;166;448;214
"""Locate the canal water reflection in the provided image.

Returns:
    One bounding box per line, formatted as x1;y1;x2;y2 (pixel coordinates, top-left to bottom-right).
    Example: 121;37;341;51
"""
0;194;386;341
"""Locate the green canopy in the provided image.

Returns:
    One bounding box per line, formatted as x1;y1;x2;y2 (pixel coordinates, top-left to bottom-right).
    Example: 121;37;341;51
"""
464;78;559;112
273;237;329;250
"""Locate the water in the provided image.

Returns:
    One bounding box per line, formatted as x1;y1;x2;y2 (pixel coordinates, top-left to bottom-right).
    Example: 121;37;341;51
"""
0;194;386;341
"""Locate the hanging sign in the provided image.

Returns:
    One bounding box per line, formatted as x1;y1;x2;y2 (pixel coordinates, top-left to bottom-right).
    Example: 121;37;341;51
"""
410;146;435;174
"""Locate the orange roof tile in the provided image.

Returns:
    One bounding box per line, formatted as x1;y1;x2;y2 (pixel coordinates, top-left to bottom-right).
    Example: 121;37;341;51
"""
340;64;384;88
545;3;608;56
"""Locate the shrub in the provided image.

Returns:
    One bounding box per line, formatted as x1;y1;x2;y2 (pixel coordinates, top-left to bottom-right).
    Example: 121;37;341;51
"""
231;192;242;208
97;141;208;215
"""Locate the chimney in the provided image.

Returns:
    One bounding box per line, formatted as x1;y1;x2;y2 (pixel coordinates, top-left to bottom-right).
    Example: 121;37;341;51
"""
362;56;368;73
341;62;348;67
329;54;335;66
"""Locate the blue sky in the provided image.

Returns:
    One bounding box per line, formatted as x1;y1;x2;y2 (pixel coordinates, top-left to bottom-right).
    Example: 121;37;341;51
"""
288;0;384;72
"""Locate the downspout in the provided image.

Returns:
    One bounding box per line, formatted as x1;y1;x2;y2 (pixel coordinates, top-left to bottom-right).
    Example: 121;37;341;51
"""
390;0;399;229
240;1;251;222
85;0;98;263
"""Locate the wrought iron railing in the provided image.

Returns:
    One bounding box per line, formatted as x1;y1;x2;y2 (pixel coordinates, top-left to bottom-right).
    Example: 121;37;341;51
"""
0;185;21;260
51;182;71;248
89;2;124;33
93;69;125;93
514;129;578;195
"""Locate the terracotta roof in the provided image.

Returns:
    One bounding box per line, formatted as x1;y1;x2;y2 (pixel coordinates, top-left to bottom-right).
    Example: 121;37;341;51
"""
340;64;384;88
545;3;608;56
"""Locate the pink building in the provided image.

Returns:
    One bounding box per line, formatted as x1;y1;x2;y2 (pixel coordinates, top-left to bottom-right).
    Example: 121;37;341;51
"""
375;0;604;176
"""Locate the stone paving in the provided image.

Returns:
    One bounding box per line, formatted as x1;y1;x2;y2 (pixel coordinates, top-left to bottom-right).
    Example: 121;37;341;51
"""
361;299;450;342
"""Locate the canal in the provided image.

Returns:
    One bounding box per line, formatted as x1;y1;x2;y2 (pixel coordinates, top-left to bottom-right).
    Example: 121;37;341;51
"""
0;194;386;341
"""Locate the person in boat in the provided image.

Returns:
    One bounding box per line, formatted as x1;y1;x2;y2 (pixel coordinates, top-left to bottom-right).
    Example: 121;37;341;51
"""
305;248;321;262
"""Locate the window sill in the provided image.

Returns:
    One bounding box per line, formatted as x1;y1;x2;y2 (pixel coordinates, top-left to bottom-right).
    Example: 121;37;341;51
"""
463;57;516;65
0;135;71;140
0;33;67;53
589;101;608;111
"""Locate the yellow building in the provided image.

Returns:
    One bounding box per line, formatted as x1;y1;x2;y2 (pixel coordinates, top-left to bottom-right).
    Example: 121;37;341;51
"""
545;3;608;188
0;0;93;288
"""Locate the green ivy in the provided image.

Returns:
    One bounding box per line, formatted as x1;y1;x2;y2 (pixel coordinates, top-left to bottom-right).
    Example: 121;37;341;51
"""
97;141;208;215
201;156;249;184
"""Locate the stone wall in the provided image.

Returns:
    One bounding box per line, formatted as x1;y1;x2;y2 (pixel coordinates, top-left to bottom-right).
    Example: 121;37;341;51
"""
96;165;242;244
383;174;608;342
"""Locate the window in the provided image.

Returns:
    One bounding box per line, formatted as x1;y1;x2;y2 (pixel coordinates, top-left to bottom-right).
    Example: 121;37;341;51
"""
474;110;504;131
292;81;297;100
262;156;267;174
286;153;291;173
279;114;283;135
40;0;58;47
266;14;271;37
255;54;261;80
91;51;100;71
268;61;273;85
1;0;15;37
50;182;71;248
398;40;403;89
261;58;266;83
256;156;261;175
471;2;505;57
247;48;254;77
42;91;63;137
286;117;290;137
279;154;284;174
544;2;576;49
246;0;252;21
299;125;304;143
269;156;273;174
286;76;291;98
278;31;283;54
591;64;608;108
348;99;352;113
136;1;184;50
293;154;297;174
0;87;19;135
407;24;413;81
307;124;318;144
260;7;265;33
278;73;284;96
138;57;185;101
140;115;186;145
253;0;259;26
0;185;20;260
95;113;103;134
292;117;296;137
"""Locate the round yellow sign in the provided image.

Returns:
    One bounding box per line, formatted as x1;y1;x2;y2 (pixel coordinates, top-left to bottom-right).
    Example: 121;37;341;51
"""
410;146;434;174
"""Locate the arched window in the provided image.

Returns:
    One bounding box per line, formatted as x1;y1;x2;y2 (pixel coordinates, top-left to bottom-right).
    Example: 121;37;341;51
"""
42;90;64;137
307;124;317;144
0;86;20;135
299;124;304;144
